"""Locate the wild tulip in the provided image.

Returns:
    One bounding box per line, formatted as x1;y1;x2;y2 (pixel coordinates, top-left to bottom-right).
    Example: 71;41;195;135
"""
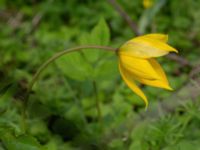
118;34;178;108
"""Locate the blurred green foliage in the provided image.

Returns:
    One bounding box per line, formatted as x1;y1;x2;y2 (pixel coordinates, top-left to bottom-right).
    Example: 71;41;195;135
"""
0;0;200;149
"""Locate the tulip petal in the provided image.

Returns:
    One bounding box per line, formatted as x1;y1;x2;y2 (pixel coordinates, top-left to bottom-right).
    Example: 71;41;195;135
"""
122;58;172;90
119;54;160;80
148;58;173;90
119;63;148;108
134;74;172;90
149;59;168;83
119;34;178;58
133;37;178;52
137;34;168;43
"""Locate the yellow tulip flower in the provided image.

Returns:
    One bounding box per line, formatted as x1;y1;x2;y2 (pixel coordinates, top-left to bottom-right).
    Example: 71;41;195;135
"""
118;34;178;108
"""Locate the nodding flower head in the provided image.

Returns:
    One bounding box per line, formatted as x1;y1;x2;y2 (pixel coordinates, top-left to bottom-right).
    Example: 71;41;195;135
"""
118;34;178;108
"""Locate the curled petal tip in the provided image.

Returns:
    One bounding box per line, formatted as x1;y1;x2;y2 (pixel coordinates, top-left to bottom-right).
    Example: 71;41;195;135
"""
166;86;173;91
173;49;179;53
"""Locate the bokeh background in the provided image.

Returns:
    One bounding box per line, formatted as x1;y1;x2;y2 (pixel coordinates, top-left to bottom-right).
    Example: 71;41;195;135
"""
1;0;200;149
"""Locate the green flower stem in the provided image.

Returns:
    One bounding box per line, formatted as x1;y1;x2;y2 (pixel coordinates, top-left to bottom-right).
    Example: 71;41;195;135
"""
22;45;116;131
26;45;116;102
92;80;102;122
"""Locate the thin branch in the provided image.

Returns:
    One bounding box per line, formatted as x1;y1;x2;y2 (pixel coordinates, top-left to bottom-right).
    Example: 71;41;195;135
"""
107;0;139;35
166;53;191;67
28;13;43;35
189;64;200;78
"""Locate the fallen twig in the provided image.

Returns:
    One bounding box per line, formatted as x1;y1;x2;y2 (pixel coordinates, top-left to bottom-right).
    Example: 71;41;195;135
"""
107;0;139;35
167;53;191;67
189;64;200;79
28;13;43;35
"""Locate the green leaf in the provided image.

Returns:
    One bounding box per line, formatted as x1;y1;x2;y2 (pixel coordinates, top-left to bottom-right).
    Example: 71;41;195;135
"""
56;52;93;81
80;17;110;63
91;17;110;46
163;140;200;150
56;18;111;81
0;71;13;97
0;83;12;97
93;56;118;81
3;135;42;150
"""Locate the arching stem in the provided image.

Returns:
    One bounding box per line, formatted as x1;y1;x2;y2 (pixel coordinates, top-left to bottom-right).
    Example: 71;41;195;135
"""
21;45;116;132
26;45;116;102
